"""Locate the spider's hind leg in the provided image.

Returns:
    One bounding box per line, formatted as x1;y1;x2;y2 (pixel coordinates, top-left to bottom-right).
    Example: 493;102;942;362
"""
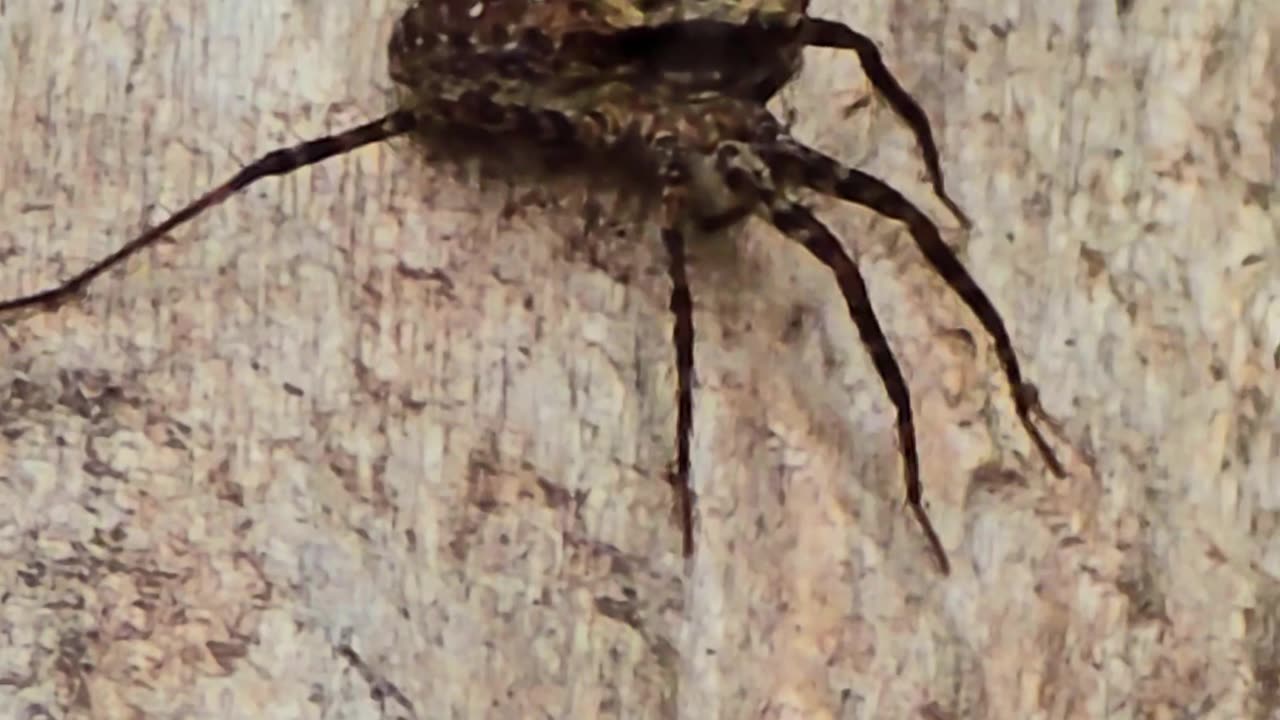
757;137;1065;479
0;111;418;316
800;18;971;229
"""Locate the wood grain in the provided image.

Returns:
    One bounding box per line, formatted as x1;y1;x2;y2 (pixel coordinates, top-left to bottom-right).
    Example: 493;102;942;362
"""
1;1;1276;718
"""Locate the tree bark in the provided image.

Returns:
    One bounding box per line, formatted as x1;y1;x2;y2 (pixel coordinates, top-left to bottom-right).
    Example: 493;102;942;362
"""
1;1;1276;718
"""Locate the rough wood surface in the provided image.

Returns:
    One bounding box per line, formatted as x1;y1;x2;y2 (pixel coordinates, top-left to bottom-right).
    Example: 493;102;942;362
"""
2;1;1277;718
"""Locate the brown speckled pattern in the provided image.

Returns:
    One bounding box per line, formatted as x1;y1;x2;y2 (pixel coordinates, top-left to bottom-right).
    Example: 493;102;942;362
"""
1;1;1276;718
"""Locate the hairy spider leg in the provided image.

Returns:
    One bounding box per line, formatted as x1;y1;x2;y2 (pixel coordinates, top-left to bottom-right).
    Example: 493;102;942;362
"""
0;111;418;315
757;139;1066;479
653;137;697;557
438;103;702;558
710;139;950;573
663;225;696;557
439;96;704;557
773;199;950;575
2;80;706;549
0;92;615;318
800;18;972;230
430;91;592;146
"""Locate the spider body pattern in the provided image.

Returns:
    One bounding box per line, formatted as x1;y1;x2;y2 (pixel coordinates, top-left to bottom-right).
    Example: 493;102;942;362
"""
1;0;1066;574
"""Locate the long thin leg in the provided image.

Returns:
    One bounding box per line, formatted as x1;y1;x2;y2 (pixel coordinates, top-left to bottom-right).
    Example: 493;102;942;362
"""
653;137;697;557
0;111;418;315
664;224;696;557
800;18;971;229
767;197;950;575
758;138;1065;478
0;93;614;318
706;139;949;571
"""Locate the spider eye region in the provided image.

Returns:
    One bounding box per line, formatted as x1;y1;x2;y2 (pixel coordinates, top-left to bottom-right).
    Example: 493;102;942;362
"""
677;149;763;235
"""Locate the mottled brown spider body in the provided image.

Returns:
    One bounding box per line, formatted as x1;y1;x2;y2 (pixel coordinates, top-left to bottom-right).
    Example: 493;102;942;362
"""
389;0;808;106
1;1;1067;575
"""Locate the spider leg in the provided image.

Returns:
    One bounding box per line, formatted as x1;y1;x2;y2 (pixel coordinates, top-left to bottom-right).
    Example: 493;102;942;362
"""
0;111;418;316
706;140;948;574
774;199;950;574
0;93;618;318
653;136;697;558
430;92;598;146
757;138;1066;479
800;18;972;229
663;223;696;557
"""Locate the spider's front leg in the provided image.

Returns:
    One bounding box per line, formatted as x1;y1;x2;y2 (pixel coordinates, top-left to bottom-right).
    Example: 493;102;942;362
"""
755;137;1066;479
710;140;951;574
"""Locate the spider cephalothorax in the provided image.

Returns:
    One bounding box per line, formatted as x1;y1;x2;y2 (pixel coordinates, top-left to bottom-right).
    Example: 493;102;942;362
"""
0;0;1066;574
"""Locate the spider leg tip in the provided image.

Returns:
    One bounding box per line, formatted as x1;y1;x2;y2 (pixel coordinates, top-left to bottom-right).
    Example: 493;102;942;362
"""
936;553;952;577
1017;415;1066;476
0;290;71;317
910;504;951;576
938;193;972;230
1013;382;1069;478
1044;451;1068;479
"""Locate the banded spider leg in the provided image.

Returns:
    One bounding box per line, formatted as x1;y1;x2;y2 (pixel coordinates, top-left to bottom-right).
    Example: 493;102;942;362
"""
695;125;1065;574
755;139;1066;479
798;17;972;230
653;137;698;559
0;111;417;315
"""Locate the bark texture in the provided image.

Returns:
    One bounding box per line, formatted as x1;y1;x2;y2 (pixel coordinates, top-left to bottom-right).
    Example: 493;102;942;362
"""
1;1;1277;718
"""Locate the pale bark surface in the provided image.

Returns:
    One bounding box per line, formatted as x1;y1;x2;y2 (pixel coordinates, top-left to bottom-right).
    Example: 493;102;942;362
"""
1;1;1277;718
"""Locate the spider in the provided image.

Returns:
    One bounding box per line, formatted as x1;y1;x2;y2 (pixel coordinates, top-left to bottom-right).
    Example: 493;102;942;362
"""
0;0;1065;575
